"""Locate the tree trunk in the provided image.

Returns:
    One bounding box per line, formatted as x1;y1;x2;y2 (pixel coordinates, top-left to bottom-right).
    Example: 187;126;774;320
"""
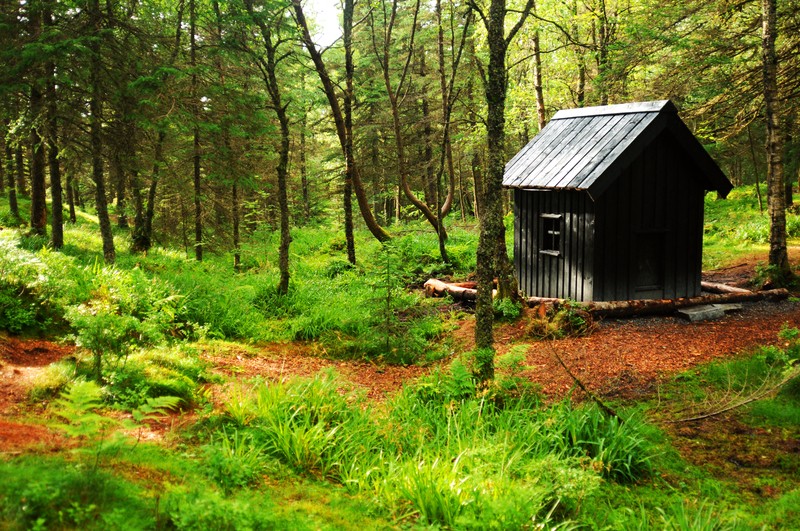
474;0;532;380
291;0;390;244
300;108;310;223
748;124;765;213
232;179;240;269
110;151;128;229
44;1;63;249
472;151;483;220
244;0;292;290
0;132;4;195
373;0;444;236
762;0;791;281
342;0;358;263
4;126;19;219
15;146;26;197
29;85;48;237
89;0;115;263
65;167;76;223
190;0;202;262
532;29;546;131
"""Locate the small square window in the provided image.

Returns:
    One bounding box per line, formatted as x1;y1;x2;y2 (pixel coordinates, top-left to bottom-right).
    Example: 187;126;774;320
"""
540;214;561;255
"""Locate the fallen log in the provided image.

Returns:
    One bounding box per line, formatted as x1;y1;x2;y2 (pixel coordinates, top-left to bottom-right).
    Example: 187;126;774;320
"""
700;281;752;294
424;278;477;301
425;278;789;318
423;279;493;301
526;289;789;318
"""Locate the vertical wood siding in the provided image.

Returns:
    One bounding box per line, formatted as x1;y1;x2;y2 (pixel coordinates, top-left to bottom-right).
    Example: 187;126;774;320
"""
592;131;704;301
513;188;594;301
514;130;706;302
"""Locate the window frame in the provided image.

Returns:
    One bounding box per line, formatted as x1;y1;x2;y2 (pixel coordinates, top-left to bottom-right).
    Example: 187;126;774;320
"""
539;213;562;256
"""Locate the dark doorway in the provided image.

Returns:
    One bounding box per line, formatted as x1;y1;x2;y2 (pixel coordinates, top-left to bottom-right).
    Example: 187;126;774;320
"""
635;232;665;298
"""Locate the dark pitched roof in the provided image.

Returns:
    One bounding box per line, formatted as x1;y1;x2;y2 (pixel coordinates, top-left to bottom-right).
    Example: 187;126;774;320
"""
502;100;733;199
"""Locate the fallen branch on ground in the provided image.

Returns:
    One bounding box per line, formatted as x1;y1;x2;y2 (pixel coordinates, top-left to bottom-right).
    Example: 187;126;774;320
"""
700;281;752;294
548;342;620;421
671;365;800;423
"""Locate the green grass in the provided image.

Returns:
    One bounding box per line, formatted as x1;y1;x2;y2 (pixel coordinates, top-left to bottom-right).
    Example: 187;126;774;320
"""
2;189;800;528
703;185;800;269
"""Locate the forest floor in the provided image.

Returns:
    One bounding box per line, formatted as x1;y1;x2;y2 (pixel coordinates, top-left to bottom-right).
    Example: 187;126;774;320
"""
2;253;800;493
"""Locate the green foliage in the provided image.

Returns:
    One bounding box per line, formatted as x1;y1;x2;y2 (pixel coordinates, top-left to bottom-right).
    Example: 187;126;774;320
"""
162;488;284;530
527;301;595;339
657;499;734;530
703;187;800;269
0;284;41;333
202;428;267;494
546;403;655;483
52;380;180;468
0;457;156;530
493;297;522;321
102;344;211;408
209;365;655;528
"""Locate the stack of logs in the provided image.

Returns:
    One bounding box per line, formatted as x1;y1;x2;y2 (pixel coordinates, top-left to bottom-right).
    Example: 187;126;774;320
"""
422;278;789;318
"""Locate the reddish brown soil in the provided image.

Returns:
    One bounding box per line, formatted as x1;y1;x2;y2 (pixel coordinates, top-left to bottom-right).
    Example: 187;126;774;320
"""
2;255;799;454
665;415;800;500
491;299;800;399
202;341;430;401
0;337;74;453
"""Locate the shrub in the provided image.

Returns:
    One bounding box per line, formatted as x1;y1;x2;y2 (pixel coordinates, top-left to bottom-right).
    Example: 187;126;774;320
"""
163;488;281;530
0;284;41;333
546;403;654;483
202;428;267;494
0;458;155;530
493;297;522;321
527;301;595;339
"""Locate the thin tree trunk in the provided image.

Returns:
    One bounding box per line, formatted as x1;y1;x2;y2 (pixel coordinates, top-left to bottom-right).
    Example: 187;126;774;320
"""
89;0;114;263
762;0;790;280
291;0;390;244
372;0;444;235
0;132;4;195
532;29;546;131
4;126;19;219
342;0;359;263
474;0;532;378
232;179;240;269
472;151;483;220
110;152;128;228
244;0;292;291
44;0;63;247
132;130;166;253
29;83;48;237
300;109;310;223
190;0;202;261
15;146;26;196
748;124;764;213
46;75;63;247
65;167;76;223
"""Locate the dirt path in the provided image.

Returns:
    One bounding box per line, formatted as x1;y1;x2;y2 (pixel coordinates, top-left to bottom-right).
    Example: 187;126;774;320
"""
0;337;73;452
201;341;431;401
512;300;800;399
3;254;800;450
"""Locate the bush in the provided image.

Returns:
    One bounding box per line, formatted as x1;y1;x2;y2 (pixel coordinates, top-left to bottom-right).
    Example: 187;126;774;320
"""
163;488;282;530
0;458;156;530
202;428;267;494
546;403;654;483
527;301;595;339
0;284;42;333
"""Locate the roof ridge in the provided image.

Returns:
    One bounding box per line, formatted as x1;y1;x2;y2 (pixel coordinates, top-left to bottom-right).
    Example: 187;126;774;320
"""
553;100;675;120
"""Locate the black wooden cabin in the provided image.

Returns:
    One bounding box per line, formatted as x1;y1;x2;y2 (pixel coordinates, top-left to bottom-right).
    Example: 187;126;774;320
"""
503;100;733;302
